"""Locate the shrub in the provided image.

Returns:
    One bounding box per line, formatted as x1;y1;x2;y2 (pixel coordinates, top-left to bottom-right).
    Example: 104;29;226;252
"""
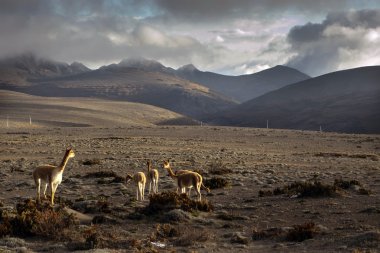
0;199;76;239
334;179;361;189
259;180;337;198
82;159;101;166
285;222;318;242
208;160;232;175
143;191;213;214
84;171;119;178
204;177;229;189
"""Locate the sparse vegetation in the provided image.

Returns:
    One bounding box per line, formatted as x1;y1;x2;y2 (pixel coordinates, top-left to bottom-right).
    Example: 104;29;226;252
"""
204;177;230;189
334;179;361;189
82;158;102;166
252;222;319;242
143;191;213;214
208;160;232;175
84;170;124;183
260;179;337;198
0;199;76;239
285;222;318;242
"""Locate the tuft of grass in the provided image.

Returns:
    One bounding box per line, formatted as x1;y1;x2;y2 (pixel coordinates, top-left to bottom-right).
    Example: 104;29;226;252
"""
285;222;318;242
0;199;76;239
252;222;319;242
143;191;213;214
204;177;230;189
260;179;337;198
208;160;232;175
84;171;119;178
82;159;102;166
334;179;361;189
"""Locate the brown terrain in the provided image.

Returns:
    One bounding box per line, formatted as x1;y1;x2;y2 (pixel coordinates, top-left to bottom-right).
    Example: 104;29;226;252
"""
0;123;379;252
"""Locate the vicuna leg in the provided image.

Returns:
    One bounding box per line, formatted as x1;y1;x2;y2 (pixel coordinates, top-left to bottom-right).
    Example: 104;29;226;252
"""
43;183;48;199
36;179;41;203
50;182;54;205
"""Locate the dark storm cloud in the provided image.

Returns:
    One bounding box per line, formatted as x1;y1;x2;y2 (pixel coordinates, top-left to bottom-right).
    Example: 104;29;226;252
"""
286;9;380;76
0;0;379;74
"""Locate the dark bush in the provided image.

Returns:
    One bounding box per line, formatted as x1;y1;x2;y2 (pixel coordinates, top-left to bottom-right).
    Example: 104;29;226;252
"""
208;160;232;175
334;179;361;189
82;159;101;166
259;180;337;198
285;222;318;242
0;199;76;239
204;177;229;189
143;191;213;214
84;171;119;178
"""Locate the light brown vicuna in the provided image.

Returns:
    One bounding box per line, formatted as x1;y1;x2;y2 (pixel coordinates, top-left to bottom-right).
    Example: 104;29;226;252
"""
163;160;210;201
32;147;75;205
146;160;159;195
126;172;146;201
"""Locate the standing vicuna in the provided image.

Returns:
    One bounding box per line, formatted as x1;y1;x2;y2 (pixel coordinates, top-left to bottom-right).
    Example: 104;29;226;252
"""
146;160;159;195
32;147;75;205
163;160;210;201
126;172;146;201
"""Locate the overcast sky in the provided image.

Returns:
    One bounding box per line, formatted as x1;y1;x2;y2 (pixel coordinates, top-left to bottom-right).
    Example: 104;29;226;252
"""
1;0;379;76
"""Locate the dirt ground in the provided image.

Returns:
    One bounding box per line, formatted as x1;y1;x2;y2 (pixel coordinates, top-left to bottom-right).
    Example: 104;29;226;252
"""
0;126;379;252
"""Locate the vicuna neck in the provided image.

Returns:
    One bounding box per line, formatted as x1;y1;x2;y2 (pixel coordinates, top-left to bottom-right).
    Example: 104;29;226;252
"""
166;166;176;178
59;151;71;172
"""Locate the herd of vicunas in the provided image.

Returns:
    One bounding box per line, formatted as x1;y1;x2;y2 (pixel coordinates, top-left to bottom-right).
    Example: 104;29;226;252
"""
32;148;211;206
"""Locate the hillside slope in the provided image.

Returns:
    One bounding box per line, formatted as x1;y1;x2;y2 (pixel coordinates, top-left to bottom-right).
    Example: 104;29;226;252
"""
0;90;192;127
176;64;310;102
209;66;380;134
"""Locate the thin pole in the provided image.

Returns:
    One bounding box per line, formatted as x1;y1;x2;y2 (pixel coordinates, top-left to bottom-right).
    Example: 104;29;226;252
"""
319;125;322;133
29;115;32;125
6;116;9;128
266;120;269;129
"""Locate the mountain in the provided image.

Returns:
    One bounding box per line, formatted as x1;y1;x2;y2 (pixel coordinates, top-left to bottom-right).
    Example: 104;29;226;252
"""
0;57;236;119
208;66;380;134
176;64;310;102
117;57;175;74
0;54;90;85
0;90;192;127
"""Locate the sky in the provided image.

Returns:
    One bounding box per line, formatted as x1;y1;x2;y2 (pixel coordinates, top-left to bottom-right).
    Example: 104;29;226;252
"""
0;0;379;76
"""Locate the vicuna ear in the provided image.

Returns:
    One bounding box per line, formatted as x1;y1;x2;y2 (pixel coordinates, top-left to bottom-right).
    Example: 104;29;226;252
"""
66;147;72;151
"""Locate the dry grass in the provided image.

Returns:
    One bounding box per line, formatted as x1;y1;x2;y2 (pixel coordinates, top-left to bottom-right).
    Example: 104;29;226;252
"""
208;160;233;175
143;191;213;214
285;222;318;242
0;199;76;239
260;179;337;198
204;177;230;189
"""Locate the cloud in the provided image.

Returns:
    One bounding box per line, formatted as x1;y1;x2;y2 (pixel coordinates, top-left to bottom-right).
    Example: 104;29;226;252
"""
0;1;379;75
286;9;380;76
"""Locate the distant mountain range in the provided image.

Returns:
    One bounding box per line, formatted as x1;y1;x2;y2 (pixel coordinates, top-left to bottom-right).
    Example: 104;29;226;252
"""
176;64;310;102
208;66;380;134
0;54;235;119
112;57;311;103
1;54;379;133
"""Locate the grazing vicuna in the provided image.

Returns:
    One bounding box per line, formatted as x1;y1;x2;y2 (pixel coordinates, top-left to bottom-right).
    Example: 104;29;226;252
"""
163;160;210;201
126;172;146;201
146;160;159;195
32;147;75;205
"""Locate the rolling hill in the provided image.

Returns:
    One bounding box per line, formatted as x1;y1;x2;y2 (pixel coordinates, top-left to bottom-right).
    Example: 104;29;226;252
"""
0;90;194;128
208;66;380;134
